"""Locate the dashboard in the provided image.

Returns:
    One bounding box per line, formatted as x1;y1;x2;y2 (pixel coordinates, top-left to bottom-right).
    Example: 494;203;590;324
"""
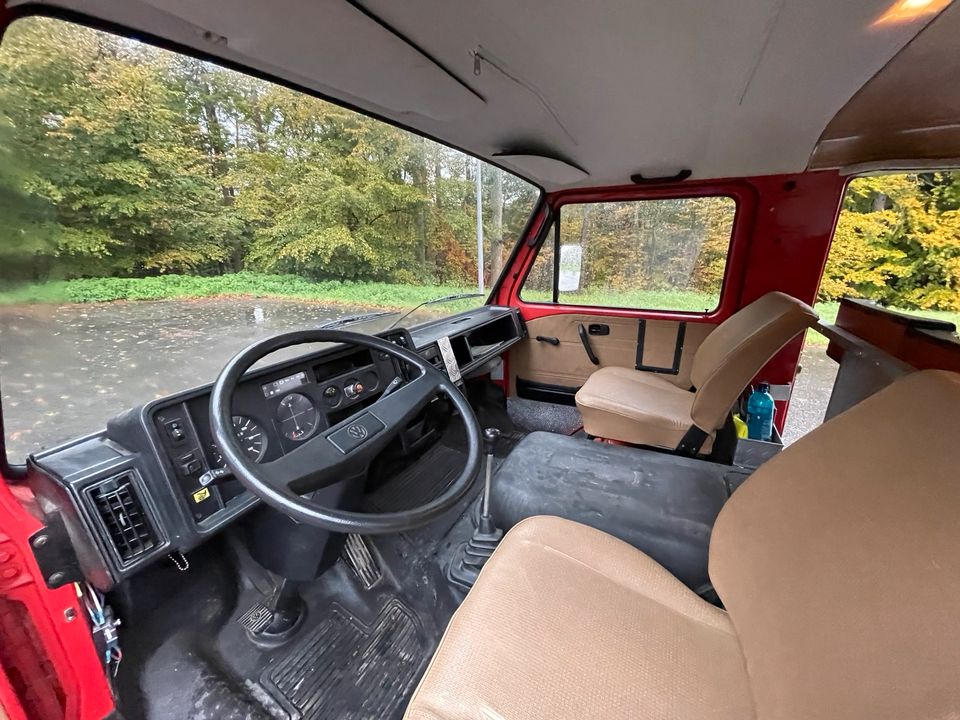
30;306;524;590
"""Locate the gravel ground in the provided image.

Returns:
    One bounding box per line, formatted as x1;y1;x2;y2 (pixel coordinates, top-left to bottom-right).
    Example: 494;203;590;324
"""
782;344;839;444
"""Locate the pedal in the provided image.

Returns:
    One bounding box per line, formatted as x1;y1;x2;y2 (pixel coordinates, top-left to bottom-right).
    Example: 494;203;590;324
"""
237;601;273;634
342;534;381;589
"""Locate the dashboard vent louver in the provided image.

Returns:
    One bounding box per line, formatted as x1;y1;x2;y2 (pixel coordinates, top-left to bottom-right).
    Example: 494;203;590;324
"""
87;473;157;566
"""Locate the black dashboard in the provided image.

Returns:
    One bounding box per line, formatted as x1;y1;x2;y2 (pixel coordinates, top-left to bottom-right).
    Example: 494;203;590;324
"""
29;306;524;590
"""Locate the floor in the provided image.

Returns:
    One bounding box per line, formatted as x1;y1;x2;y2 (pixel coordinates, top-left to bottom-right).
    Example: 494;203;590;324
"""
118;425;525;720
110;347;838;719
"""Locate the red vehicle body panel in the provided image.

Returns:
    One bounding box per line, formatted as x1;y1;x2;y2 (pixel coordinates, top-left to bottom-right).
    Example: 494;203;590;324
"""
494;171;848;430
0;480;114;720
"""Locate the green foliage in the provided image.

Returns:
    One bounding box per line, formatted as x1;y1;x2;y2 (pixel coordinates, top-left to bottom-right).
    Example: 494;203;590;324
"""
0;272;475;307
2;17;959;314
0;17;537;289
823;173;960;310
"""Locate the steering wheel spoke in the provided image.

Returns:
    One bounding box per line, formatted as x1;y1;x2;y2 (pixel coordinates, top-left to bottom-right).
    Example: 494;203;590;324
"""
263;435;344;495
368;370;442;429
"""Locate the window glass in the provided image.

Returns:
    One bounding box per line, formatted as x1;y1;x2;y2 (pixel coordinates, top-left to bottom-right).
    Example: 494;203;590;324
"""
0;17;538;460
521;197;735;311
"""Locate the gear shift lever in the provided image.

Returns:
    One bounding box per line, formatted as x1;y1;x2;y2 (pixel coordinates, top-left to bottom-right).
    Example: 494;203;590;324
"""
478;427;501;535
447;427;504;593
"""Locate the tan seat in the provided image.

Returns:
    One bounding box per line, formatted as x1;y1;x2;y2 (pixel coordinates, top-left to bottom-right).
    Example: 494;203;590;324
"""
575;291;818;452
406;369;960;720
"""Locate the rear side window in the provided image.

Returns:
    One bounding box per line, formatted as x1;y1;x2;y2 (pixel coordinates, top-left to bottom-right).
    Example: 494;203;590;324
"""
521;196;736;312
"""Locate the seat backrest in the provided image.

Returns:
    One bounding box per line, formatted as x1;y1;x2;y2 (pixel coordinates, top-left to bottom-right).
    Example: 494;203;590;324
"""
689;291;817;432
709;370;960;720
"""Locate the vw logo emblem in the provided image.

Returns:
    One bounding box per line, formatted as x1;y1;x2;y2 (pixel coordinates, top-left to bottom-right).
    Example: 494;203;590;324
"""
347;424;368;440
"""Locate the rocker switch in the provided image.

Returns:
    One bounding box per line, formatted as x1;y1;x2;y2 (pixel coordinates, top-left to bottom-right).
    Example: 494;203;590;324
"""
165;420;186;442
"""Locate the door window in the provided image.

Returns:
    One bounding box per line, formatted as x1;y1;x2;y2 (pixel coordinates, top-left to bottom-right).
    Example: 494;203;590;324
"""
521;196;736;312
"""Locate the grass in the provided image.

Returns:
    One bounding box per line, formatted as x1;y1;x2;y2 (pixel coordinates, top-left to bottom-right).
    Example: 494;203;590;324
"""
1;274;957;343
0;272;476;309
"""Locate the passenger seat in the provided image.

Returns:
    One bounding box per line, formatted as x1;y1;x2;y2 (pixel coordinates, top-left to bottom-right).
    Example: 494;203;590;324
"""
575;291;817;454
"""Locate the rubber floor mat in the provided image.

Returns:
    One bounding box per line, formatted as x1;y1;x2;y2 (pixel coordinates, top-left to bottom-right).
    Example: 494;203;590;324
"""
261;600;425;720
366;443;466;512
496;429;527;457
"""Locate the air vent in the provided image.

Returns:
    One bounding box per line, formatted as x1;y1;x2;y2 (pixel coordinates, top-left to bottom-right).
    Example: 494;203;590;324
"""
87;473;158;566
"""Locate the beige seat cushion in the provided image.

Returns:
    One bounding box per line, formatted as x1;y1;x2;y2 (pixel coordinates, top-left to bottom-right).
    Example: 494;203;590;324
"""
408;370;960;720
575;366;714;452
575;292;817;449
709;369;960;720
405;516;754;720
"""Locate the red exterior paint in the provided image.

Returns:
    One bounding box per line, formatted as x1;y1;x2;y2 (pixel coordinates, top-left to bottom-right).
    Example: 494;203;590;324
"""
494;171;848;430
0;477;115;720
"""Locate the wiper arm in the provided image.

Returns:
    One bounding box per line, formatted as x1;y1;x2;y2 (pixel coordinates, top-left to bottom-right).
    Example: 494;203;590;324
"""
318;310;398;330
384;292;484;330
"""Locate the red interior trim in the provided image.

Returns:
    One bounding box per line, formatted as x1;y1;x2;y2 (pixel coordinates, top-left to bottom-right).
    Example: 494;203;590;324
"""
495;170;847;430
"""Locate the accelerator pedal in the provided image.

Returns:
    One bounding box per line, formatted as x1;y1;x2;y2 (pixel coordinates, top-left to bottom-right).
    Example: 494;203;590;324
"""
237;601;273;634
342;534;381;589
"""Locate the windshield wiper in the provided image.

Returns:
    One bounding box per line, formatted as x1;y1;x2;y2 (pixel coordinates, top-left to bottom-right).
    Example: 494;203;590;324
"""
318;310;398;330
318;292;483;331
384;292;484;330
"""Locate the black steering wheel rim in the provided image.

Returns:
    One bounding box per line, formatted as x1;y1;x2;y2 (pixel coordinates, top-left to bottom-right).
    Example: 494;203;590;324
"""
210;329;482;534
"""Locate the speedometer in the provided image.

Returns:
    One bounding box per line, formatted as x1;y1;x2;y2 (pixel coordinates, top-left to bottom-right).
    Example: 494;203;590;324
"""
210;415;267;464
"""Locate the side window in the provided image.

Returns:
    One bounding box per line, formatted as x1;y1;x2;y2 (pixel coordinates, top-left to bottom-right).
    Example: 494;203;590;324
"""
521;196;736;312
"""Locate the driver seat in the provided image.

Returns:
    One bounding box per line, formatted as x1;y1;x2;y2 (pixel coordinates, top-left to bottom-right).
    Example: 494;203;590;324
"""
404;370;960;720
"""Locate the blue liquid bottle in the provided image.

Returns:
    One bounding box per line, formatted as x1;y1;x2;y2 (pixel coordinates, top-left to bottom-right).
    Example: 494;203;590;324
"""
746;382;775;441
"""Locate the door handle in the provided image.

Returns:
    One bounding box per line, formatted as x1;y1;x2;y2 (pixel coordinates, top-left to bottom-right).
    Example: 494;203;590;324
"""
588;324;609;336
535;335;560;346
578;324;600;365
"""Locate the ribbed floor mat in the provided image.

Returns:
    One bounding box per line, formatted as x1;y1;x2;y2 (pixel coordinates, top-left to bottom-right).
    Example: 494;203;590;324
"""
367;443;465;512
261;600;425;720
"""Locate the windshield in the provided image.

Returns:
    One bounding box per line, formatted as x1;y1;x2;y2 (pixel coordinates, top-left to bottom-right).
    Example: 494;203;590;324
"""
0;17;539;460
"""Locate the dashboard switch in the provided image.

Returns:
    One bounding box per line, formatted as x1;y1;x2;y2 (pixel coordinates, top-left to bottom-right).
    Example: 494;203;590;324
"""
344;381;364;399
165;420;186;442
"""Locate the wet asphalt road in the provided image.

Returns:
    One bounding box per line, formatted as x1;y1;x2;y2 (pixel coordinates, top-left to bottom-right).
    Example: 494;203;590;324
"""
0;299;423;459
0;299;838;459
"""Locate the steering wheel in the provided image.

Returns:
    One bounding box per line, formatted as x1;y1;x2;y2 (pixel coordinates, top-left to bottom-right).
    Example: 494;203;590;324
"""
210;329;482;533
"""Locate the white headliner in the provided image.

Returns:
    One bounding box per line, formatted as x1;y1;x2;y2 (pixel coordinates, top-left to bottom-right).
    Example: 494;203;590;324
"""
12;0;948;189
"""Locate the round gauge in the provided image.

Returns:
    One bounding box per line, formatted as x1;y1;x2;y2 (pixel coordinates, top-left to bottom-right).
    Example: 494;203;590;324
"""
276;392;320;442
233;415;268;462
211;415;268;465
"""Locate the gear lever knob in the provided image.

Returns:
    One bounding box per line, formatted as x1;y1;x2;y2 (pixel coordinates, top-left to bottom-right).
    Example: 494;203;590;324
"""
483;427;501;456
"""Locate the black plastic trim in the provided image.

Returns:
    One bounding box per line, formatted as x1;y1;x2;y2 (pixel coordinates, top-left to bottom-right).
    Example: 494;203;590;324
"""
516;378;580;406
577;323;600;365
635;320;687;375
675;425;709;456
631;169;693;185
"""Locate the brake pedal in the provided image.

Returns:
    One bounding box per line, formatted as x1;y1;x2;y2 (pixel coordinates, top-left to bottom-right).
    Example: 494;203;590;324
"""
237;601;273;634
342;534;381;589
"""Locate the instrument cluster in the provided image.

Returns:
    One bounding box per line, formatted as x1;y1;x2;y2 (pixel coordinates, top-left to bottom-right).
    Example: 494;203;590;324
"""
151;342;403;524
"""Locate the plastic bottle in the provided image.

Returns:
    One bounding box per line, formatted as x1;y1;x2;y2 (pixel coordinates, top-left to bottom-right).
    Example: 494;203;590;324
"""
746;382;775;441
